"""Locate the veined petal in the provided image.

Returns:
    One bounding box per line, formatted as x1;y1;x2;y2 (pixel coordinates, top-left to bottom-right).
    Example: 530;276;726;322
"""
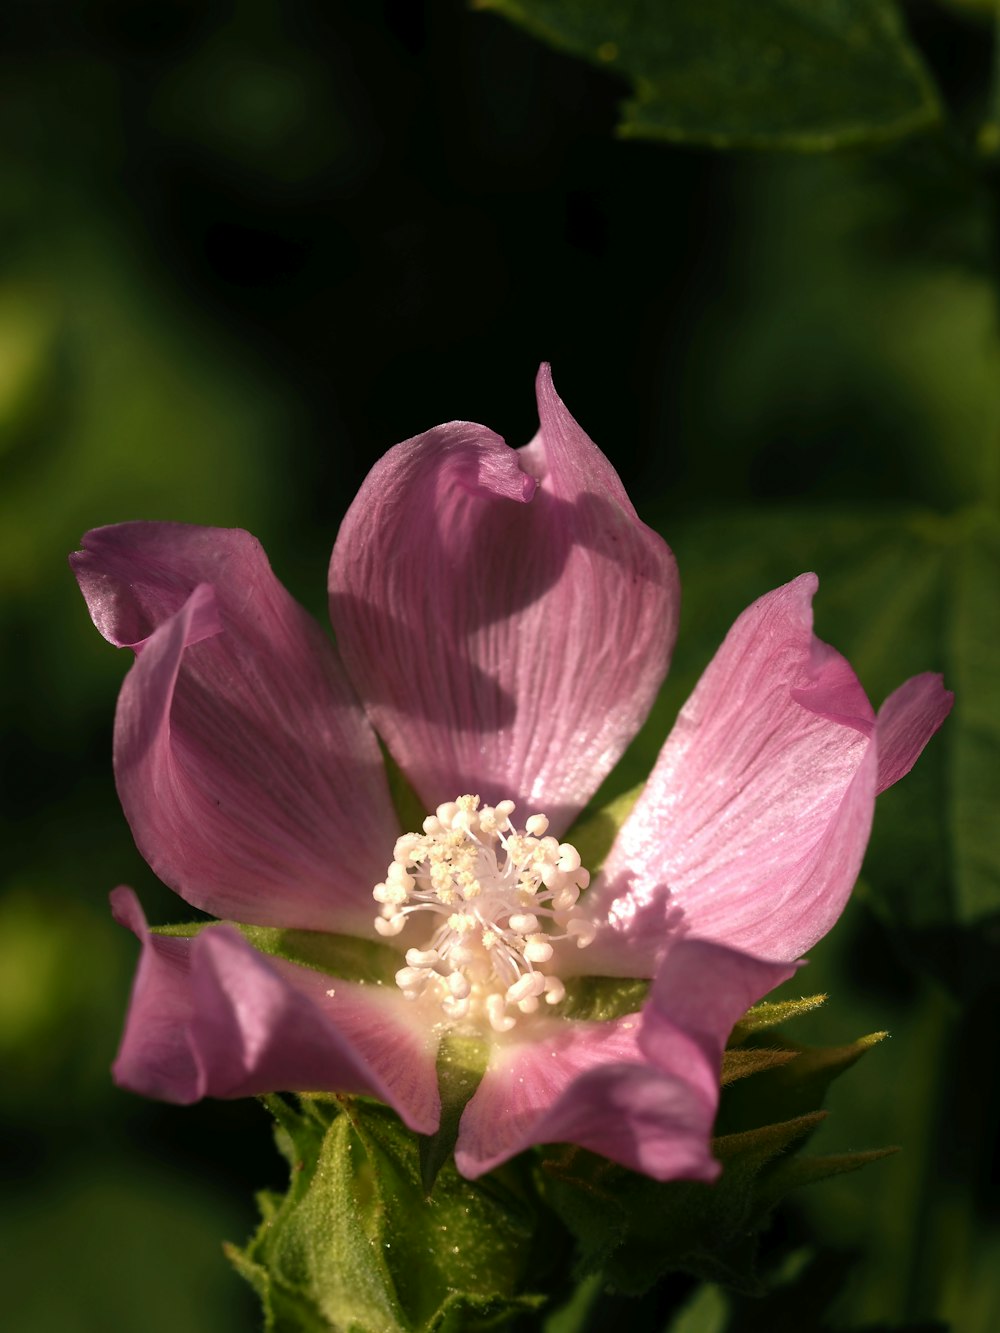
638;938;798;1091
455;936;794;1181
875;672;953;794
110;887;203;1101
584;575;878;969
329;366;679;835
73;523;397;933
110;889;440;1133
454;1013;716;1182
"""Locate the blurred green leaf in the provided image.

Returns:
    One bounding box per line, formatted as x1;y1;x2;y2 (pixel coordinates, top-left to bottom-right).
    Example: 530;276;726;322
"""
667;1283;729;1333
478;0;942;149
626;501;998;990
949;512;1000;923
4;1158;254;1333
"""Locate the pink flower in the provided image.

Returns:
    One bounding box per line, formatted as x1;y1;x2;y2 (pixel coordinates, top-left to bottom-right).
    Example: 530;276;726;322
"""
71;366;951;1184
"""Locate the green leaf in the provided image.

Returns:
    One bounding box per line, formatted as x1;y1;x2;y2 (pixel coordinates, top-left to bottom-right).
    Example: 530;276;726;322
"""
230;1097;552;1332
645;501;998;992
478;0;942;150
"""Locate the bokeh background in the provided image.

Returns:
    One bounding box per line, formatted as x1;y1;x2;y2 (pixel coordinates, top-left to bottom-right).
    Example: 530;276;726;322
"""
2;1;998;1329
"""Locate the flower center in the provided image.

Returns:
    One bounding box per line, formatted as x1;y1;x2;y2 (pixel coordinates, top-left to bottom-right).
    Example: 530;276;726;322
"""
373;795;596;1033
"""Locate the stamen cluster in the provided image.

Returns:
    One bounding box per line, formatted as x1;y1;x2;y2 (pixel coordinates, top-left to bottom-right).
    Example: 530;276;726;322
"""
373;795;595;1032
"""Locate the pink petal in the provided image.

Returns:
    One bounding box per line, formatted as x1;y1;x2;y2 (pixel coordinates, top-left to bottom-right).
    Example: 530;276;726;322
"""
329;366;679;835
875;672;953;794
110;887;202;1101
638;938;798;1092
73;524;398;933
455;1013;713;1181
584;575;878;969
110;888;440;1133
455;936;794;1181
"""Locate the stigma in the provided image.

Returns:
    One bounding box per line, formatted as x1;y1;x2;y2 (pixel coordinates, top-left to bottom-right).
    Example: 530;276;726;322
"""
373;795;596;1033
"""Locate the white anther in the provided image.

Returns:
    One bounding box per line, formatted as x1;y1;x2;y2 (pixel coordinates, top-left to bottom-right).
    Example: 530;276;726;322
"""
525;814;549;836
517;996;540;1014
374;916;405;937
551;886;580;912
557;844;581;871
447;972;471;999
386;863;414;890
395;966;429;991
524;936;554;964
487;993;516;1033
373;882;407;905
495;800;516;820
567;918;597;948
508;913;540;934
543;976;565;1005
507;972;546;1004
405;948;441;969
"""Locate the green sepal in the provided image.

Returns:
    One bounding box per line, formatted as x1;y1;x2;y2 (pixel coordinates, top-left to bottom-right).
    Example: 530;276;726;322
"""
767;1031;888;1116
720;1045;800;1086
753;1145;900;1214
536;1007;893;1299
566;782;644;876
418;1034;489;1194
717;1030;888;1134
151;920;400;986
228;1094;556;1332
729;993;827;1042
382;747;427;837
533;1114;829;1299
713;1111;828;1166
560;975;649;1023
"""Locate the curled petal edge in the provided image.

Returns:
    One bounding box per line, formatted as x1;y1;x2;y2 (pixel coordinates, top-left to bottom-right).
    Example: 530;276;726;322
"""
110;888;440;1135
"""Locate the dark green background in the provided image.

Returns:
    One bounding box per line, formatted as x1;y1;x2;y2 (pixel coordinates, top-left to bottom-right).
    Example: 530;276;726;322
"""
1;1;996;1329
